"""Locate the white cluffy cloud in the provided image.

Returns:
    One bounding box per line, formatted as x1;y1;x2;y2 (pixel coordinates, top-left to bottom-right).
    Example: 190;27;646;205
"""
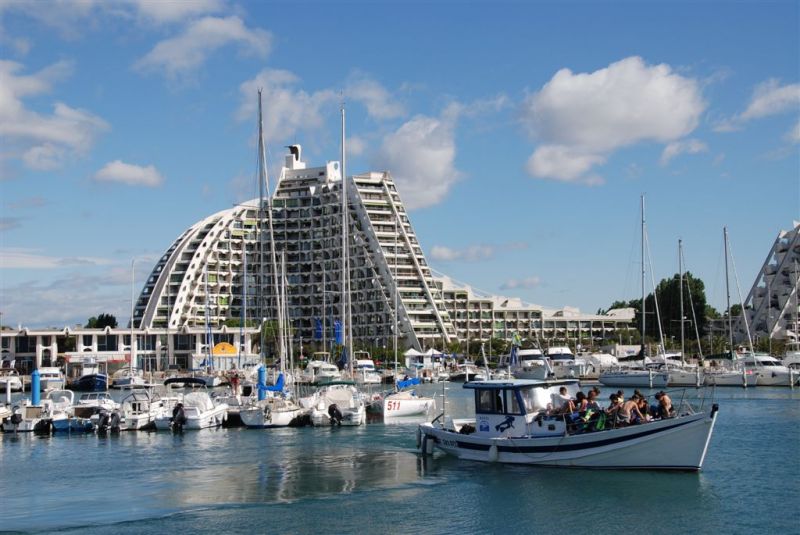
237;68;337;142
715;79;800;142
660;138;709;165
0;248;114;269
94;160;164;187
135;16;271;80
500;276;542;290
345;74;405;120
0;60;109;172
373;104;462;210
430;241;527;262
129;0;226;24
522;56;706;183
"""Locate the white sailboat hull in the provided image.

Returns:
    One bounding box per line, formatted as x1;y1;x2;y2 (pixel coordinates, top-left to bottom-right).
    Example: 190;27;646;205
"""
240;403;305;428
383;396;435;417
704;370;757;386
598;371;670;388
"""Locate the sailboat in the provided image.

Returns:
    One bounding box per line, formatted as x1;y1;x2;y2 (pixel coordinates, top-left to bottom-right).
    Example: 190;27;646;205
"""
300;104;366;426
599;196;669;388
704;227;758;387
238;91;306;429
382;215;436;418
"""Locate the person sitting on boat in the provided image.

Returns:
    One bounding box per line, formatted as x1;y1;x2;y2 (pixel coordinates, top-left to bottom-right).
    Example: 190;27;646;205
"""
618;395;645;426
654;392;673;419
586;390;601;411
328;403;343;426
550;386;574;414
574;391;588;413
633;396;651;424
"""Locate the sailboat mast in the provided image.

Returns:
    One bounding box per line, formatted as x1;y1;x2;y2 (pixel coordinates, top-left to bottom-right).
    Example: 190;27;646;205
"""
205;264;212;369
640;195;646;366
394;216;399;378
679;239;685;363
130;259;136;373
724;227;734;359
340;103;353;376
257;89;281;364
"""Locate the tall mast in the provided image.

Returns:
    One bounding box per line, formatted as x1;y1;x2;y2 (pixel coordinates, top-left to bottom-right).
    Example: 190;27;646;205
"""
205;263;212;369
724;226;734;359
257;89;280;363
679;239;685;363
130;259;136;373
640;194;646;366
394;216;399;378
340;103;353;376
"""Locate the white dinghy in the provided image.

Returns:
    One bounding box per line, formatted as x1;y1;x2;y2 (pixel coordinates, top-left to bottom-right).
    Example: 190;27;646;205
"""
417;379;718;470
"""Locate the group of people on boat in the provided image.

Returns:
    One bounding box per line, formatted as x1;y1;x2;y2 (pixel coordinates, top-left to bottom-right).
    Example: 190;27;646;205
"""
550;386;674;433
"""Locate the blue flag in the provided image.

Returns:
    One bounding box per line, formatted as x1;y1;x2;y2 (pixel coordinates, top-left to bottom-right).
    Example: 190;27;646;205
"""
334;320;343;345
314;318;323;340
336;346;348;370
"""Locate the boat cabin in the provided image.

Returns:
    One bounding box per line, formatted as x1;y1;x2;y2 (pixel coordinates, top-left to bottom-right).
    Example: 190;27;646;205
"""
464;379;579;438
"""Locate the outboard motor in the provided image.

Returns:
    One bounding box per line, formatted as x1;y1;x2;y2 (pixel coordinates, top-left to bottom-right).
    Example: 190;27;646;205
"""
109;410;121;433
172;403;187;432
97;410;110;433
10;407;22;428
328;403;343;426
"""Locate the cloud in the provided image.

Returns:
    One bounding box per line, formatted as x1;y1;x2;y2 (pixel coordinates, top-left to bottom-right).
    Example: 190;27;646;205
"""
347;135;367;156
0;248;114;269
787;120;800;144
0;60;109;171
346;74;405;120
0;217;22;231
429;242;526;262
373;108;462;210
740;79;800;121
135;16;271;80
500;276;542;290
714;79;800;133
660;138;709;165
237;69;336;142
522;56;705;184
128;0;226;24
1;271;133;328
94;160;164;187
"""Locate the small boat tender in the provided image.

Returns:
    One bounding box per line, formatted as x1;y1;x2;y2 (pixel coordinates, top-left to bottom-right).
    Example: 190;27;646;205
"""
417;379;718;471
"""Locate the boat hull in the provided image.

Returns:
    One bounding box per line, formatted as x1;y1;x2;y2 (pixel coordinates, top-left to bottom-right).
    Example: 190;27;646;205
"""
419;407;718;470
704;371;757;387
240;406;305;428
383;396;435;417
598;371;670;388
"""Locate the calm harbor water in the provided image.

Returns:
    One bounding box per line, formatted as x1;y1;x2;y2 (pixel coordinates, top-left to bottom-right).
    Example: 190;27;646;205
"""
1;384;798;534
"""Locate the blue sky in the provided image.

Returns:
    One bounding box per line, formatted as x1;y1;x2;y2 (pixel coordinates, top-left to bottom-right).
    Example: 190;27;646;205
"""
1;0;798;329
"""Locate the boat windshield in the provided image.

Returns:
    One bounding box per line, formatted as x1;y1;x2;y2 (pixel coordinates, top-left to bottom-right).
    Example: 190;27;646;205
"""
475;388;522;415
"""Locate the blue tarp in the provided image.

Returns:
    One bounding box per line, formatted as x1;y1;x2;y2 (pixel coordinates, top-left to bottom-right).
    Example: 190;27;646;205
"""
257;372;285;392
314;318;323;340
396;377;421;390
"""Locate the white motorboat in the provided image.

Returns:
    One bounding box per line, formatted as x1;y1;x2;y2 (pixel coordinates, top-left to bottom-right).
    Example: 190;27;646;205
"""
0;369;23;392
741;352;799;386
240;395;306;428
417;379;719;470
512;349;551;380
300;382;366;426
154;391;228;431
354;358;383;385
116;390;170;430
783;342;800;370
598;367;670;388
37;367;65;391
110;368;149;389
300;359;342;384
449;361;486;382
545;347;589;378
73;392;119;419
2;396;61;433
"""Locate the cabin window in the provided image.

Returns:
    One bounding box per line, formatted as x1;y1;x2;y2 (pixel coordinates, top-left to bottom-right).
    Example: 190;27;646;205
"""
476;390;499;413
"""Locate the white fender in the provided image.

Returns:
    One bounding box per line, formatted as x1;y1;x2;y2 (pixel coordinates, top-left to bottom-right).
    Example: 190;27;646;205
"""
488;443;499;463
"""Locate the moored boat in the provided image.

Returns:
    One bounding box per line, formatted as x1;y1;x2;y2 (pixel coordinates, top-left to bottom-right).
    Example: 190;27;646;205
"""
417;379;718;470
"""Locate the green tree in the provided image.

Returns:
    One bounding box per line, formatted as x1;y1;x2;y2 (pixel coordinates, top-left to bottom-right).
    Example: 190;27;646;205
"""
86;313;118;329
